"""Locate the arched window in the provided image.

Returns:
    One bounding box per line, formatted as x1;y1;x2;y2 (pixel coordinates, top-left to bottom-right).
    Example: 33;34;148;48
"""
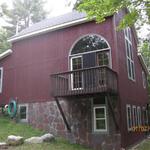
69;34;111;89
70;34;111;69
71;35;109;55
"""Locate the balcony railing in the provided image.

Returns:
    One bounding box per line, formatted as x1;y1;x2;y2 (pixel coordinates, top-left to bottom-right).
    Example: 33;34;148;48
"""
51;66;118;97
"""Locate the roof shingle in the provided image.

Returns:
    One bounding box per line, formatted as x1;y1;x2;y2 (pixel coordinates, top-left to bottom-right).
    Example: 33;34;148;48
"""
9;11;87;42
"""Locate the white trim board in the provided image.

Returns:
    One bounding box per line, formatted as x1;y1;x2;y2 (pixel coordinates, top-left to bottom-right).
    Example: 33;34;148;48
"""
8;18;88;43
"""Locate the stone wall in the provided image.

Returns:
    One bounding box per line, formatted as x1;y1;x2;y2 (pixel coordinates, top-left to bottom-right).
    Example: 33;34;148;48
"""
26;98;121;150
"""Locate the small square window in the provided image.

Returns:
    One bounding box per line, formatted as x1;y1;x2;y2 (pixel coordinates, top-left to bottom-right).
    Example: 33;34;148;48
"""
19;104;28;122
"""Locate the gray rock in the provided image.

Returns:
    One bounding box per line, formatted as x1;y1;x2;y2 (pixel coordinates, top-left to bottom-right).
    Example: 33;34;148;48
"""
25;137;43;144
41;133;55;142
6;135;24;146
0;142;8;149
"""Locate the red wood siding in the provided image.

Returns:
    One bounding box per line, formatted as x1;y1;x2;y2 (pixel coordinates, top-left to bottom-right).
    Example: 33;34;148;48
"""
0;17;117;104
114;10;149;148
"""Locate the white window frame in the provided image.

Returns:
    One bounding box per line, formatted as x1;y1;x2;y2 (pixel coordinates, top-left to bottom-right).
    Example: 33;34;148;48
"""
18;104;28;123
126;104;132;131
0;67;3;93
146;109;148;125
142;71;146;88
93;106;108;132
132;105;137;127
124;27;135;81
70;55;83;90
137;106;142;126
142;106;146;125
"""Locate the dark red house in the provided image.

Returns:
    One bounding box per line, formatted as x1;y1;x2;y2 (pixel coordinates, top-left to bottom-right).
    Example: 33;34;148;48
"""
0;10;149;150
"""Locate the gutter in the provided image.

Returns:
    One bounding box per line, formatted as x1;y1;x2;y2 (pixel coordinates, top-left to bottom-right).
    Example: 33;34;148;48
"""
8;18;88;43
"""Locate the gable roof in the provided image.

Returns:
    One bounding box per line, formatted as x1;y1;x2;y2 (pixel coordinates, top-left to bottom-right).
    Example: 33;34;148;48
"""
8;11;87;43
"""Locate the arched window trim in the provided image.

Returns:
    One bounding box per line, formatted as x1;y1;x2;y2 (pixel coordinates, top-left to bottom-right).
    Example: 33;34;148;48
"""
69;34;111;57
68;34;112;69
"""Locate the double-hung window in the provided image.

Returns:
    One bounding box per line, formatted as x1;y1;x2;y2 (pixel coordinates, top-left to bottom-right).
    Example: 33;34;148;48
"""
93;97;107;132
124;28;135;81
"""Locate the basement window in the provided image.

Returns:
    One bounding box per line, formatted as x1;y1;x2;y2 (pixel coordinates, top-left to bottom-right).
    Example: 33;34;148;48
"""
93;97;107;132
19;104;28;122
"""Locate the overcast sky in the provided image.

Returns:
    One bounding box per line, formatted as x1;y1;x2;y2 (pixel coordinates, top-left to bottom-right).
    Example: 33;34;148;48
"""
0;0;76;25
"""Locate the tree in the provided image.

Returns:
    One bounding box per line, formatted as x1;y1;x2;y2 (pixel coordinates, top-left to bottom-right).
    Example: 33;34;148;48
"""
0;28;11;53
140;38;150;70
75;0;150;29
1;0;47;36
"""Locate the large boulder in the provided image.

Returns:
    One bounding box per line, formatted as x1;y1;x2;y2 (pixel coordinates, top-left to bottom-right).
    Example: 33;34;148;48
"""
25;137;43;144
41;133;55;142
6;135;24;146
0;142;8;149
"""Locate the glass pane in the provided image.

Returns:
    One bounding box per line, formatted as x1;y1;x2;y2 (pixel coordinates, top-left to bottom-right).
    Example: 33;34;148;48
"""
127;59;132;78
96;119;106;130
71;35;109;54
131;62;135;79
127;107;132;128
20;106;26;119
126;41;130;57
97;51;109;66
95;108;105;118
72;57;82;70
20;113;26;119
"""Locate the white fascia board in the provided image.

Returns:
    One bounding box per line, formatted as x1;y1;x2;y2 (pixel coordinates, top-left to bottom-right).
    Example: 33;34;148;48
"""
0;49;13;61
8;18;88;43
138;53;149;75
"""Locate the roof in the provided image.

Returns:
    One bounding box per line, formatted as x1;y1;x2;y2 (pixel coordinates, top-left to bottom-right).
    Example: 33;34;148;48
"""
8;11;87;43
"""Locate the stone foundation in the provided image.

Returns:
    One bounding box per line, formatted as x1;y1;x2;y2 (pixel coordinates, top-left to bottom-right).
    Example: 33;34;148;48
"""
24;98;121;150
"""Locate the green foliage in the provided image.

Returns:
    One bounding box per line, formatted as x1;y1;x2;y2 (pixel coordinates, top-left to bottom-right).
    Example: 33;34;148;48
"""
0;28;11;54
140;40;150;69
75;0;150;29
0;116;91;150
140;39;150;93
1;0;47;36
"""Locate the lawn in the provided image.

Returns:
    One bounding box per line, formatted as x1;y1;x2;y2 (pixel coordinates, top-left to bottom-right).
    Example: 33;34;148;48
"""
134;139;150;150
0;116;92;150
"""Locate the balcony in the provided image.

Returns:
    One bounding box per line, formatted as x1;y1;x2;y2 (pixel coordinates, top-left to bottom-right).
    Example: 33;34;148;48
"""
51;66;118;97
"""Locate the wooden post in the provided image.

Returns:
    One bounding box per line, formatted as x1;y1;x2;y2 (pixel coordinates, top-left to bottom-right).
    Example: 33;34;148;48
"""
55;97;71;132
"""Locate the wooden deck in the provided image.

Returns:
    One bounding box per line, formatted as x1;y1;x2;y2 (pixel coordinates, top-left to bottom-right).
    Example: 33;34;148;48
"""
51;66;118;97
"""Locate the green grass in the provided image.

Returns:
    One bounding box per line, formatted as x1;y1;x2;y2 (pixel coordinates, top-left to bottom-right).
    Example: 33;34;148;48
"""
0;116;91;150
136;139;150;150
